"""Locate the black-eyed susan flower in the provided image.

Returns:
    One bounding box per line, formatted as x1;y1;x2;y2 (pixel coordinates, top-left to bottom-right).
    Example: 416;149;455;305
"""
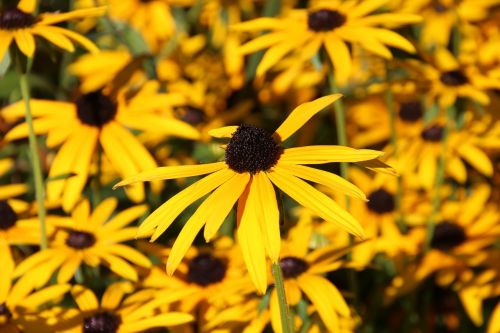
53;282;194;332
12;198;151;287
2;81;200;211
233;0;421;84
0;0;105;59
115;94;388;293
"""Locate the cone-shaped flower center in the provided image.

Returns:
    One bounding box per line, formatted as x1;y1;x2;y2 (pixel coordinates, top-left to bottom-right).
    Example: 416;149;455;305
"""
66;230;96;249
280;257;309;279
421;125;444;142
308;9;346;32
366;189;395;214
83;312;121;333
75;91;118;128
0;303;12;320
187;253;227;286
225;124;282;174
440;70;468;86
430;221;466;251
177;106;206;125
399;101;423;122
0;200;17;230
0;8;36;30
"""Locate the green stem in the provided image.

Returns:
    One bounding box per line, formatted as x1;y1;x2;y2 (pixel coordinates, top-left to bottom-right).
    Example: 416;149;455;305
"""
424;105;456;251
272;262;294;333
17;63;48;250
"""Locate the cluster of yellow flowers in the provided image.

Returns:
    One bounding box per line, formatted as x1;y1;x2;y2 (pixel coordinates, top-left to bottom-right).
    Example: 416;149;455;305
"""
1;0;500;332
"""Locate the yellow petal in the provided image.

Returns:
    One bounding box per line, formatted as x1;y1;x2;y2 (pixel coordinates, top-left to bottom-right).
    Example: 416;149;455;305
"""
0;241;14;303
22;284;71;309
275;164;366;200
57;255;82;283
102;205;147;231
88;198;118;229
31;26;75;52
49;26;99;53
324;35;351;85
14;30;36;58
457;143;493;177
274;95;342;142
99;253;138;281
270;290;284;333
103;244;151;268
101;282;133;310
280;146;383;164
208;126;239;138
0;31;14;63
38;7;107;25
71;285;99;312
121;313;194;333
17;0;37;13
267;170;365;238
349;0;388;17
113;162;226;188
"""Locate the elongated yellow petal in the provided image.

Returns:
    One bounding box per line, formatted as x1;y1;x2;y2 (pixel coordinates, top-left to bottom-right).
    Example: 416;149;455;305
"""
208;126;239;138
267;170;365;238
204;172;250;241
32;26;75;52
88;198;118;229
14;30;35;58
348;0;388;17
17;0;37;13
237;182;268;294
457;143;493;176
103;205;147;231
237;32;287;55
22;284;71;309
0;242;14;303
270;290;284;333
297;275;341;332
49;26;99;53
103;244;151;268
256;35;310;77
57;255;82;283
38;7;107;25
166;194;215;274
280;146;383;164
137;168;233;238
254;172;281;262
230;18;282;31
101;282;133;311
324;36;351;85
0;31;13;62
274;95;342;142
122;313;194;333
99;253;138;281
71;285;99;312
114;162;226;188
275;164;366;200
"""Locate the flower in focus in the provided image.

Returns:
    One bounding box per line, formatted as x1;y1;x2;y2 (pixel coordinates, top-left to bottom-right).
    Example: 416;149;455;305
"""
12;198;151;286
115;94;390;293
0;0;105;59
2;81;200;211
233;0;421;84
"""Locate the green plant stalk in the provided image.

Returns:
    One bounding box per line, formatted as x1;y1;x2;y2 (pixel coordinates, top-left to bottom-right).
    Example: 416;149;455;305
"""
272;262;294;333
18;69;48;250
424;105;456;251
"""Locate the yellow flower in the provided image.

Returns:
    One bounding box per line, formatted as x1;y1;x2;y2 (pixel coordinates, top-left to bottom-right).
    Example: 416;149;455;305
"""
12;198;151;287
2;81;200;211
115;94;388;293
233;0;421;84
56;282;194;332
0;0;105;59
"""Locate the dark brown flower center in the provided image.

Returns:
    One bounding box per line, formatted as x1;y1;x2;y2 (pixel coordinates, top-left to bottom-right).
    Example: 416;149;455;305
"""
440;70;468;86
399;101;423;122
66;230;96;249
176;106;206;125
421;125;444;142
279;257;309;279
83;312;121;333
0;8;36;30
0;200;17;230
430;221;467;251
308;9;346;32
225;124;282;174
75;91;117;128
366;189;395;214
187;253;227;286
0;303;12;320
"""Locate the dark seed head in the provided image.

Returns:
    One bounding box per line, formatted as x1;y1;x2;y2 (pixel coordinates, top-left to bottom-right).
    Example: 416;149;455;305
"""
0;303;12;320
0;200;17;230
0;8;36;30
187;253;227;286
75;91;117;128
366;189;395;214
279;257;309;279
421;124;444;142
308;9;346;32
430;221;467;251
66;230;96;249
83;312;121;333
225;124;282;174
440;70;468;86
399;101;423;122
176;106;206;125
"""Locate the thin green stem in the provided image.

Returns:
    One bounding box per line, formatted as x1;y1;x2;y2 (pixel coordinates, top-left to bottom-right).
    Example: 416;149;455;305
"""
271;262;294;333
17;63;48;250
424;105;456;251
